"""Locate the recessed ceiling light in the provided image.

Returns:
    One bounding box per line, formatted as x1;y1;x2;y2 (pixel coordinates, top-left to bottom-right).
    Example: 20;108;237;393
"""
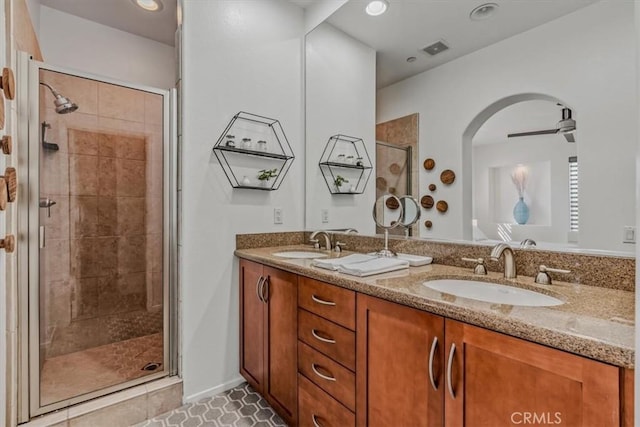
406;56;417;63
470;3;498;21
366;0;389;16
133;0;163;12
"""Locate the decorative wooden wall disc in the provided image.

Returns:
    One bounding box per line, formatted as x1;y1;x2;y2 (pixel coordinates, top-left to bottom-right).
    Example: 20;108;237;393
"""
429;183;436;192
1;135;12;155
423;158;435;171
376;177;387;190
0;234;15;253
440;169;455;185
0;177;7;211
436;200;448;213
1;68;15;100
4;167;16;202
420;195;434;209
424;220;433;229
389;163;401;175
385;197;400;210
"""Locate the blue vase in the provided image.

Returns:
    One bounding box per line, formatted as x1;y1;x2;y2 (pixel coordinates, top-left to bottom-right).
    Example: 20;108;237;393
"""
513;197;529;225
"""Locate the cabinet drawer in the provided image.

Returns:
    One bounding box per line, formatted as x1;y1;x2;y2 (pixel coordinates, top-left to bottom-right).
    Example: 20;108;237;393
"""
298;374;355;427
299;309;356;371
298;341;356;411
299;277;356;330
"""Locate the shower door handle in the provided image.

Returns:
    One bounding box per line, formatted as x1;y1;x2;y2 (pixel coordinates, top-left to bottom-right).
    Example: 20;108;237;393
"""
39;225;45;249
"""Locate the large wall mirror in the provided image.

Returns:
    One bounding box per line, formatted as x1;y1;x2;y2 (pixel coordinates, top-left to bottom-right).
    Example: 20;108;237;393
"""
305;0;636;256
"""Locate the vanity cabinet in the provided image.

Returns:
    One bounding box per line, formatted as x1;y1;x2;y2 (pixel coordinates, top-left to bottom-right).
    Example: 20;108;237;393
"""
356;295;622;427
239;259;298;425
445;319;620;426
238;258;631;427
356;294;445;427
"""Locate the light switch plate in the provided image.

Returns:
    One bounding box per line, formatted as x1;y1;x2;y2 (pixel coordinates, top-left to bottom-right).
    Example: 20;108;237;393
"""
321;209;329;223
623;226;636;243
274;208;283;224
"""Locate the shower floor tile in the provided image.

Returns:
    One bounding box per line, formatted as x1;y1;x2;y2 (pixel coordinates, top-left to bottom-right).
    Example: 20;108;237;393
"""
40;333;163;406
134;382;286;427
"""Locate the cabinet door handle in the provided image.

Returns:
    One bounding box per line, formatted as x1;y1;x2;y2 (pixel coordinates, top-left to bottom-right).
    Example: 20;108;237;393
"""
311;329;336;344
311;363;336;382
428;336;438;391
261;276;269;303
447;343;456;399
256;276;265;302
312;414;323;427
311;294;336;306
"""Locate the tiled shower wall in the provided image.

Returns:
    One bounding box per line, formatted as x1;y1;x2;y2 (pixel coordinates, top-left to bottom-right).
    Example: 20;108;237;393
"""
39;70;163;357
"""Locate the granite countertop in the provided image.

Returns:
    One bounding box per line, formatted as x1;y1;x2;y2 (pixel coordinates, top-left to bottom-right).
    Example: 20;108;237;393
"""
235;245;635;369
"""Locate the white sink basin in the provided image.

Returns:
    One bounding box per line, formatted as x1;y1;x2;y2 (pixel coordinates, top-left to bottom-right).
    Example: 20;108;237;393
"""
424;279;563;307
272;251;329;259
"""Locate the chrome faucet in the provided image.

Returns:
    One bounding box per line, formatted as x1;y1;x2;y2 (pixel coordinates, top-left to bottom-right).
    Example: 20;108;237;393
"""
309;230;332;250
520;238;537;249
490;243;517;279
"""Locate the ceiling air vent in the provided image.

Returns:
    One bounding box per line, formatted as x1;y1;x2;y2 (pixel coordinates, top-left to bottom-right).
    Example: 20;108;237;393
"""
422;40;449;56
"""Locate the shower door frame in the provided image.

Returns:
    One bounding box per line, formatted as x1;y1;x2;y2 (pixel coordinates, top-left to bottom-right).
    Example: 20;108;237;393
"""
16;52;179;421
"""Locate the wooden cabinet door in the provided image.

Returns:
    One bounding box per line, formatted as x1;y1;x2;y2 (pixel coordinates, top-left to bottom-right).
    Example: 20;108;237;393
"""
239;259;265;393
444;319;620;427
264;266;298;425
356;294;445;427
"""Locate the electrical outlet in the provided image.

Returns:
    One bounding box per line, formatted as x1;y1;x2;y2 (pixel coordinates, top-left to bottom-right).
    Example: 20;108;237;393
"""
321;209;329;223
623;226;636;243
274;208;283;224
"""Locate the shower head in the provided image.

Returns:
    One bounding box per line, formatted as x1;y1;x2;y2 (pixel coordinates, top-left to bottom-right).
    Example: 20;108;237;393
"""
39;82;79;114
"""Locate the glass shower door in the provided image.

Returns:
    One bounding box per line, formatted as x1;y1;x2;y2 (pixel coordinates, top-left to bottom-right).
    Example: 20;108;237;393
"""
20;59;175;418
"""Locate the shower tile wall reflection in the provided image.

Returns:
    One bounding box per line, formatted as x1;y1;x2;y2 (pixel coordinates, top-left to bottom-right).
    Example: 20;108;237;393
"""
375;113;419;236
39;70;164;406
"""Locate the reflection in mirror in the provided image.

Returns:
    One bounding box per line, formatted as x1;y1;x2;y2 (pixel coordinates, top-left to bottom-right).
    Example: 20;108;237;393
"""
376;113;419;236
472;99;578;250
399;196;421;237
306;0;636;255
372;194;403;257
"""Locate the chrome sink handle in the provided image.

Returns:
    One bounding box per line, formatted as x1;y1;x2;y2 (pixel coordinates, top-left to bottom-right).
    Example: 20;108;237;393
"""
535;265;571;285
461;257;487;275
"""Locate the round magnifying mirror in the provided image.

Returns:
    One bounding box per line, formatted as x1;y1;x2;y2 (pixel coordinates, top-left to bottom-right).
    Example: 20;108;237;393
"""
372;194;403;229
399;196;421;228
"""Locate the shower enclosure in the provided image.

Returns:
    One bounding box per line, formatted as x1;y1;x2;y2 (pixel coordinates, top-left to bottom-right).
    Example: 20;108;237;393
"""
16;54;177;420
376;141;413;236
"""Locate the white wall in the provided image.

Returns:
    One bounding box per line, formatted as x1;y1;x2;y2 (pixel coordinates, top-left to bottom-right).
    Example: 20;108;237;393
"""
305;22;376;233
303;0;348;33
377;1;637;253
37;5;175;89
181;0;304;401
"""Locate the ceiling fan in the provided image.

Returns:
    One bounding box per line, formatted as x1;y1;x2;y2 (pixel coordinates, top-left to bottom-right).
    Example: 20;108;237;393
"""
507;107;576;143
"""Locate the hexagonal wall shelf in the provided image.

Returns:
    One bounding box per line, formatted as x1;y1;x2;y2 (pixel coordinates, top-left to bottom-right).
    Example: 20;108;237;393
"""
319;134;372;194
212;112;295;190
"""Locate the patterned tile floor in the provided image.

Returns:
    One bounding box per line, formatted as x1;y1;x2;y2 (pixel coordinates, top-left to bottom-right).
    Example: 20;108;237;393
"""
134;383;286;427
41;333;163;405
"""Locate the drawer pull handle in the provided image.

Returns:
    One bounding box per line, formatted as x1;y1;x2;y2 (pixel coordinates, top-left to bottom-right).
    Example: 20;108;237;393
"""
311;294;336;306
447;343;456;399
312;414;323;427
428;336;438;391
262;276;270;303
256;276;264;302
311;329;336;344
311;363;336;382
